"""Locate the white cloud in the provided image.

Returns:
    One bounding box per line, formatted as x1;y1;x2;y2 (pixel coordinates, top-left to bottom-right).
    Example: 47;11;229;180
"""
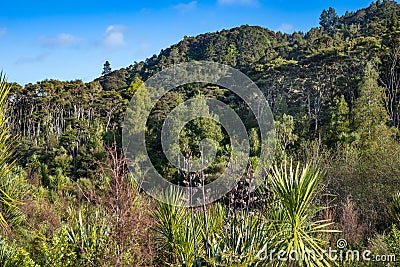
278;23;293;33
217;0;258;6
40;33;82;47
0;28;6;38
174;1;197;13
102;25;126;47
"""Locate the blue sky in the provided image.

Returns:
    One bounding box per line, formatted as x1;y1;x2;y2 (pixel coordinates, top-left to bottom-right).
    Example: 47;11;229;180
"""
0;0;374;85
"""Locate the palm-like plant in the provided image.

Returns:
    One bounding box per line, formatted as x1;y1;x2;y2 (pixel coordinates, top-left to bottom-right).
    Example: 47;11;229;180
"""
207;211;272;266
43;208;110;267
267;159;337;267
390;191;400;225
0;72;21;230
152;160;337;266
66;209;110;265
152;188;204;266
0;238;37;267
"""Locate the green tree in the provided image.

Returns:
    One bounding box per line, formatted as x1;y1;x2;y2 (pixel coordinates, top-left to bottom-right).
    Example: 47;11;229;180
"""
102;60;112;75
179;99;224;160
319;7;339;33
328;63;400;230
161;96;225;181
126;76;144;98
353;62;391;146
225;43;238;66
328;95;352;146
275;114;298;153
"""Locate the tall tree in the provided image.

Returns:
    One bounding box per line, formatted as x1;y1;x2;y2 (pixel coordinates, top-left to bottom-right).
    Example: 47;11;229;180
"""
380;10;400;128
328;95;352;146
102;60;112;75
353;62;391;146
126;76;144;98
275;114;297;153
319;7;339;33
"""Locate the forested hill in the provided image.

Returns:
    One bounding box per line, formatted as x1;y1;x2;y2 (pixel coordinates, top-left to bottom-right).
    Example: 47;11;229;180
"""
2;1;400;265
96;0;400;132
98;0;399;93
4;0;400;231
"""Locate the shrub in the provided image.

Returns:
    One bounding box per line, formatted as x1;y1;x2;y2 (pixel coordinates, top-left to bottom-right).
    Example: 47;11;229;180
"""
40;208;110;267
0;238;38;267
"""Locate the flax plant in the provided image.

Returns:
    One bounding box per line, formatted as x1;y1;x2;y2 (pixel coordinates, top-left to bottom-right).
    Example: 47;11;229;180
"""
0;72;21;230
390;191;400;225
267;159;337;267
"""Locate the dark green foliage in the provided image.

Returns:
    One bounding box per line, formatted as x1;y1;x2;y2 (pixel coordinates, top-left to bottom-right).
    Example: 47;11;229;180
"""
7;79;127;180
101;60;111;75
153;160;336;266
0;73;24;231
391;192;400;225
1;1;400;265
319;7;339;33
353;61;391;146
327;95;353;146
40;208;110;267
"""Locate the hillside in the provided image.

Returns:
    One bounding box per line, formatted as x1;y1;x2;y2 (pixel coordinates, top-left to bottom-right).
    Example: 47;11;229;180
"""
1;1;400;266
97;0;400;130
98;2;398;91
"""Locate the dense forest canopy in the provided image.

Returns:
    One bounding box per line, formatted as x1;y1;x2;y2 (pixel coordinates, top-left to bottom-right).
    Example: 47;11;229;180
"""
1;1;400;266
7;0;400;181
